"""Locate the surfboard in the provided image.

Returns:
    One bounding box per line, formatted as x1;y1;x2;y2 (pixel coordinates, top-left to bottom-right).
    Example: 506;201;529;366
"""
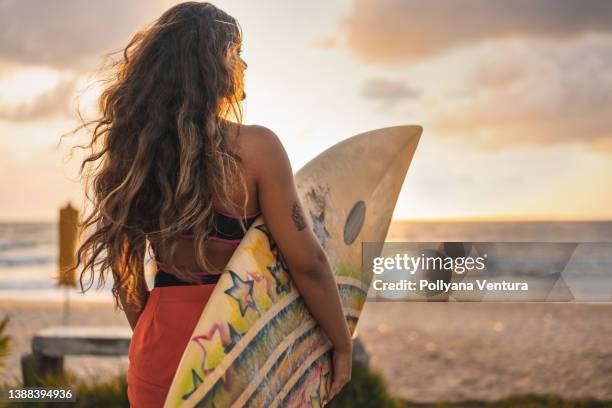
163;125;422;407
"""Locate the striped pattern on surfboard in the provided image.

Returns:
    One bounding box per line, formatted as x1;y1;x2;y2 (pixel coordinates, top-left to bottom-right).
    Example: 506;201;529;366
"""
165;219;367;407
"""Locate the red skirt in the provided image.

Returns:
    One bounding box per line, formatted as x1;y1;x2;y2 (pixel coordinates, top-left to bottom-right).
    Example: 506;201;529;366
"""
127;284;217;408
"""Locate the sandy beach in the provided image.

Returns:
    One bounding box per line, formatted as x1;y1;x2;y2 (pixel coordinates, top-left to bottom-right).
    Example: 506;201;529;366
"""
359;302;612;402
1;299;611;402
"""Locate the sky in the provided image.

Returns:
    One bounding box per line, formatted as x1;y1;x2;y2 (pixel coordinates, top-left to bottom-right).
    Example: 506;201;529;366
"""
1;0;611;221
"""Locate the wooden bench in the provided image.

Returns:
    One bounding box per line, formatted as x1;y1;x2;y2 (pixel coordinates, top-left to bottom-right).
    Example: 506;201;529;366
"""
21;326;132;385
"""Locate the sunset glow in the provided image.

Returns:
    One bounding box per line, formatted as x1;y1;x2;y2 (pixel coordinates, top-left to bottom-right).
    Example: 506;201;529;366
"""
1;0;611;221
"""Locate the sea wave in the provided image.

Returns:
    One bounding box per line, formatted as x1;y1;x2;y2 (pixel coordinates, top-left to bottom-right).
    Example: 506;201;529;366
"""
0;240;42;252
0;256;54;267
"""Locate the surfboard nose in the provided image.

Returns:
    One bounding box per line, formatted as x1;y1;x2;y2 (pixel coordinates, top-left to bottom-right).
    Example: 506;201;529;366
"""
367;126;422;241
296;125;422;246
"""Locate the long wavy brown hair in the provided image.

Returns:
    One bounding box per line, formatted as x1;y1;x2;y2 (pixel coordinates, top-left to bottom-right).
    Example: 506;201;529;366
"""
69;2;247;312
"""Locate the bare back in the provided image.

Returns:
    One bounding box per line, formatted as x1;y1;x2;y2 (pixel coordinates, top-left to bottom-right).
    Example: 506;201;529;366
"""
159;122;328;283
162;122;261;273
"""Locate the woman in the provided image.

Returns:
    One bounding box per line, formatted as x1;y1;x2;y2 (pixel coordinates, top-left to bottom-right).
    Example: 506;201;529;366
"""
73;2;352;406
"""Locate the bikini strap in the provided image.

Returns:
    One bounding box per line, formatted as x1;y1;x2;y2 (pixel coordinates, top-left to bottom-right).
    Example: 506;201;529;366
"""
214;209;261;220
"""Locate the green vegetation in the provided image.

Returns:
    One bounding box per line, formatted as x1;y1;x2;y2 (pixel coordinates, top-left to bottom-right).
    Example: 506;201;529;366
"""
328;360;397;408
398;395;612;408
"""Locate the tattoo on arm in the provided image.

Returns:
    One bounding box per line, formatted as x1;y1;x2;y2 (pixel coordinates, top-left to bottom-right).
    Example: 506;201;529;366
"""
291;201;306;231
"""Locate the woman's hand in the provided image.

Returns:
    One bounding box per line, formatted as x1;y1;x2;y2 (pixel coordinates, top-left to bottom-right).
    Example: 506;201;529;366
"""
327;344;353;402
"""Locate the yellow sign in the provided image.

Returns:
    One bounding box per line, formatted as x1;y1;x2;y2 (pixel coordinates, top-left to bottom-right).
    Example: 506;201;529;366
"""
58;203;79;287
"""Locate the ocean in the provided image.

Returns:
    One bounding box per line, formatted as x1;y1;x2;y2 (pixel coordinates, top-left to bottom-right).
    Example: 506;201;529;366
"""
0;220;611;302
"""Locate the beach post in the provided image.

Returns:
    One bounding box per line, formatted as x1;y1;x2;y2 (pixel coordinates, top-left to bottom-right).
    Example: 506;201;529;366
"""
57;202;79;325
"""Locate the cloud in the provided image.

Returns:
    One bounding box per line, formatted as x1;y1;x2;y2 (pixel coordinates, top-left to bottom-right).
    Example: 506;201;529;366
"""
0;76;79;121
360;77;421;103
427;36;612;150
333;0;612;64
0;0;167;69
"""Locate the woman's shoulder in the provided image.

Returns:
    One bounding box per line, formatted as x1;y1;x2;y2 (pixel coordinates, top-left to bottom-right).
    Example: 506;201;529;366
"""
236;124;287;158
235;124;291;174
237;124;283;149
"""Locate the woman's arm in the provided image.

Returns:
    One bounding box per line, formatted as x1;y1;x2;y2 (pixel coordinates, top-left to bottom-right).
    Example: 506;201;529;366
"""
118;270;150;331
251;127;353;354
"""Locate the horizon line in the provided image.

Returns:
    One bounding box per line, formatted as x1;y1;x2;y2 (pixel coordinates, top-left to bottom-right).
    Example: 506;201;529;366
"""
1;215;611;224
394;215;612;223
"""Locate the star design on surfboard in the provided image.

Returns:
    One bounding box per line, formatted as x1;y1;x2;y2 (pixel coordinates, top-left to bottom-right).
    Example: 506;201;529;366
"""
192;326;227;373
255;224;277;251
224;270;259;317
267;258;292;295
310;210;330;248
181;369;204;401
224;323;243;354
256;223;289;270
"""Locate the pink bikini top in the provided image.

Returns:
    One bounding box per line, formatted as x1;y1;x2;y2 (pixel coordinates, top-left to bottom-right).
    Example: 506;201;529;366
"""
151;210;260;277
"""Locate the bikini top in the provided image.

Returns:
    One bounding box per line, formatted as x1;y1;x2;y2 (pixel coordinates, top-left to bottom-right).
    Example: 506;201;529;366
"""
150;210;260;279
